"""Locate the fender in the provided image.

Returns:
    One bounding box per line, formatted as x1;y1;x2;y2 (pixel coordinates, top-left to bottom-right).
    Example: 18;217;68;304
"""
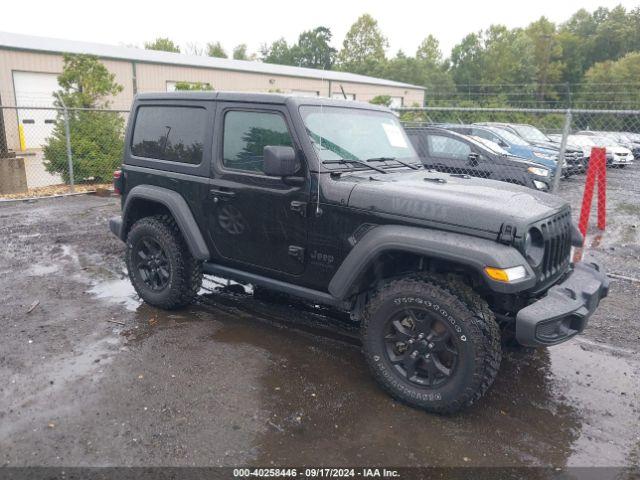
121;185;210;261
328;225;536;299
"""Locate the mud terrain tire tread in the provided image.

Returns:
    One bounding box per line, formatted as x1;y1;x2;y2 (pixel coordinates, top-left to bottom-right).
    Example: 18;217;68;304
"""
361;276;501;414
126;214;202;310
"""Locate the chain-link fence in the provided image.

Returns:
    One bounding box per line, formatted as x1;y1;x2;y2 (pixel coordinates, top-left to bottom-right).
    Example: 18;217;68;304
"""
2;103;639;208
0;106;128;199
395;106;640;213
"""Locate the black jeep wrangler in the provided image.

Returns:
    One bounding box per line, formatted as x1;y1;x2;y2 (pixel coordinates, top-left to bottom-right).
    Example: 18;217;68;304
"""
109;92;609;413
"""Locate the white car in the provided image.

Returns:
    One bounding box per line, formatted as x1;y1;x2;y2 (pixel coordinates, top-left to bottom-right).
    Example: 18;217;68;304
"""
573;134;633;168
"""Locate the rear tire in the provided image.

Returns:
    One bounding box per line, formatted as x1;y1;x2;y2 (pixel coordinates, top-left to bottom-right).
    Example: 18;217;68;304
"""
361;276;501;413
126;215;202;310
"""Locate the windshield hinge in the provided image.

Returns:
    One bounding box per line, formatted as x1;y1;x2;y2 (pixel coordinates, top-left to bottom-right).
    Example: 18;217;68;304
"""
498;223;517;245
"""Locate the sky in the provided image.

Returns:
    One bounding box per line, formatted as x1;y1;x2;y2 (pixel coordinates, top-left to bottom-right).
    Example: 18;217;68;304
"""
0;0;638;59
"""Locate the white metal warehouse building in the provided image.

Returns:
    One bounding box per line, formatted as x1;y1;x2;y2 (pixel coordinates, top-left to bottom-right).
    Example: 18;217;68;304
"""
0;31;425;159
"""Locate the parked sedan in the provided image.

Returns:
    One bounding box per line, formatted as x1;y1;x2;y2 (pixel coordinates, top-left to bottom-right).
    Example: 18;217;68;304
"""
575;133;634;168
565;135;614;167
405;126;552;190
578;131;640;160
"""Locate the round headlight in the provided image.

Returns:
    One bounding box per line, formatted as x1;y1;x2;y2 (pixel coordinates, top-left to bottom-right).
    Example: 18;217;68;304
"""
525;227;545;267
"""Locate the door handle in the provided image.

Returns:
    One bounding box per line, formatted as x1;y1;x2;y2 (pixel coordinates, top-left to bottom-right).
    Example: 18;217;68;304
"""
209;188;235;201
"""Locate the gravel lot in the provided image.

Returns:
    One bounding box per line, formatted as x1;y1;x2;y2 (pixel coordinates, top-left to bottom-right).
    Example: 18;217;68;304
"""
0;165;639;470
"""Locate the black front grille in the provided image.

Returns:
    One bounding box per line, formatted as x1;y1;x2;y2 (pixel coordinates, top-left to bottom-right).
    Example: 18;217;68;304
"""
537;210;572;282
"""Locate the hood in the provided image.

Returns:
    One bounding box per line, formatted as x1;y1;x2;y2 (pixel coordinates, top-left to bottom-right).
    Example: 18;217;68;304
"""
347;170;568;237
609;146;633;155
529;140;581;154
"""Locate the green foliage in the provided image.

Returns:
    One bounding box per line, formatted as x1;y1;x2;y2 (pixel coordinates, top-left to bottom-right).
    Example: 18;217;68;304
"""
174;81;214;91
233;44;250;60
261;38;297;65
43;54;125;183
43;111;124;183
338;14;388;76
296;27;337;69
206;41;228;58
525;18;565;100
578;52;640;108
56;54;123;108
416;35;442;64
260;27;337;69
370;95;392;107
144;37;180;53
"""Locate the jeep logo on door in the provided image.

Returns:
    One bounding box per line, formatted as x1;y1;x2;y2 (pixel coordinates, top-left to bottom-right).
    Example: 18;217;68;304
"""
310;250;334;266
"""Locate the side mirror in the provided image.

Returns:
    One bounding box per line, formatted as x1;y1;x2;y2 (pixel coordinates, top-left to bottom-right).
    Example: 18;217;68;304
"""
263;146;300;177
467;152;480;165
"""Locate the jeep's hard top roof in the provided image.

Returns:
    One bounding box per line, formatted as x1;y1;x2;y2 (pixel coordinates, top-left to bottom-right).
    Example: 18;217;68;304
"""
134;91;392;112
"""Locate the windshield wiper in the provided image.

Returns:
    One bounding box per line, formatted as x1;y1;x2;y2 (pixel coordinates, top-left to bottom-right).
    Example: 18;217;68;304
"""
366;156;421;170
322;159;388;174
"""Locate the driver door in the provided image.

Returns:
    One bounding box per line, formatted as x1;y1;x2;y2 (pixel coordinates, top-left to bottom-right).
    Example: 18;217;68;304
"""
207;104;309;276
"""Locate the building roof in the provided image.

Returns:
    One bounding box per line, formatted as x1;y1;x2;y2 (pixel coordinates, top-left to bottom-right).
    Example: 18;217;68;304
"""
0;31;424;90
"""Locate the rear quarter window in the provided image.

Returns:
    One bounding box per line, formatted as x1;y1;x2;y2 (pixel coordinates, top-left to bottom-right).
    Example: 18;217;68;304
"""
131;106;206;164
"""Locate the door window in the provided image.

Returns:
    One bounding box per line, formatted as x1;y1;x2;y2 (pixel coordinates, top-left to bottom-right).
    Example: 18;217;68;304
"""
428;135;471;160
222;110;293;173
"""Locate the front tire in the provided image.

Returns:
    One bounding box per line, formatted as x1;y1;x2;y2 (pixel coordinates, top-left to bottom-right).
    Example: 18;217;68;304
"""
126;215;202;310
361;277;501;413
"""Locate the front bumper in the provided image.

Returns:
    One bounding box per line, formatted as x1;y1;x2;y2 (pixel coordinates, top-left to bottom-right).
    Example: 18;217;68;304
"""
611;155;634;166
515;262;609;347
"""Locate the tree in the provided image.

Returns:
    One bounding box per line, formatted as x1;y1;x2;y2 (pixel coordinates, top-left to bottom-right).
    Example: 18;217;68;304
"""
559;5;640;84
450;32;485;87
338;14;388;76
261;27;337;69
206;41;227;58
144;37;180;53
55;54;123;108
296;26;336;69
43;54;125;183
233;44;250;60
260;38;297;65
450;26;536;105
525;17;565;101
416;35;442;65
579;52;640;108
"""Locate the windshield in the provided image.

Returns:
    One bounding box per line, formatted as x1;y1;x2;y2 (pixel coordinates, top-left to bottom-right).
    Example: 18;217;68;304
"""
299;106;418;166
625;132;640;142
569;135;595;147
590;136;619;147
487;126;530;146
513;124;550;142
469;135;511;155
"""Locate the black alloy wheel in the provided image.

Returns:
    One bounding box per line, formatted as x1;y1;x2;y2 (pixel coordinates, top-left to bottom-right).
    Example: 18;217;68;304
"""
384;308;459;387
135;236;171;291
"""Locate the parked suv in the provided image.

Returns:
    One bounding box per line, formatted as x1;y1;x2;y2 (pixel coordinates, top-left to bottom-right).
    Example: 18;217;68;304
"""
404;126;552;190
476;122;586;174
109;92;609;413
